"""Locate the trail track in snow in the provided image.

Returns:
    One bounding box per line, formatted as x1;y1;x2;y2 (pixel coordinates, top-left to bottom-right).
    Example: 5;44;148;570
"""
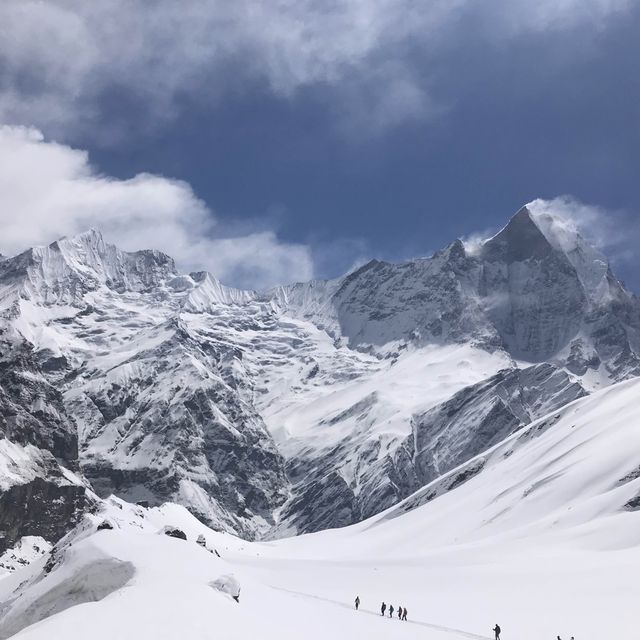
271;585;492;640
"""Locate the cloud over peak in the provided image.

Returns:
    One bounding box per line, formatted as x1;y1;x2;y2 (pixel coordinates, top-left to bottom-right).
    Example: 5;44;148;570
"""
0;126;313;289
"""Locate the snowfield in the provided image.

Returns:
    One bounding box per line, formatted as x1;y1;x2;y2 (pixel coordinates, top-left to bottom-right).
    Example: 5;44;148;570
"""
2;376;639;640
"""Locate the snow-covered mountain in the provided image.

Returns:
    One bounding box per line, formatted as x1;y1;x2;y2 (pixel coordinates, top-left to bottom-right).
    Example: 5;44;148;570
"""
1;205;640;549
265;206;640;534
278;206;640;373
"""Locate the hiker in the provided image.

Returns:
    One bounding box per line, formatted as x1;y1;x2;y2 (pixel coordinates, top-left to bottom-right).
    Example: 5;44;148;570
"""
397;606;402;619
389;604;394;618
355;596;360;610
381;602;386;616
402;607;408;621
493;623;501;640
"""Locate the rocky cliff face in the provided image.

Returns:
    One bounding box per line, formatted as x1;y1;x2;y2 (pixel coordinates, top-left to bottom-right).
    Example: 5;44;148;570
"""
0;330;90;553
1;206;639;546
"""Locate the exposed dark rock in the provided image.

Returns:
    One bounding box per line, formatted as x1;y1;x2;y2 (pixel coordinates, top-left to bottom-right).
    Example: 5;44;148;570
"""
0;337;78;467
163;527;187;540
407;363;586;490
274;471;358;536
0;334;89;553
624;494;640;511
617;465;640;485
0;478;89;554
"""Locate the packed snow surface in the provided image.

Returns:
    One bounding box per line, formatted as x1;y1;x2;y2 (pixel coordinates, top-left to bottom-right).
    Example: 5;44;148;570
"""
2;376;639;639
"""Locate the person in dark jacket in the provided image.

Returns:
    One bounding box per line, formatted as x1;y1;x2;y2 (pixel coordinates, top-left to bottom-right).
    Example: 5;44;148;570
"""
381;602;386;616
355;596;360;610
493;624;501;640
389;604;394;618
402;607;408;621
397;606;402;619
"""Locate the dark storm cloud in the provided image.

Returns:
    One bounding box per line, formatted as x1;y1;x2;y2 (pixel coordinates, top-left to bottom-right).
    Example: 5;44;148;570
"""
0;0;638;288
0;0;634;136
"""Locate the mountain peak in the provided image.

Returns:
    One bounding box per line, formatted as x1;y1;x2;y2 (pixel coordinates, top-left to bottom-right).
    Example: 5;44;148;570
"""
59;228;104;244
511;204;533;221
481;205;555;263
0;229;178;304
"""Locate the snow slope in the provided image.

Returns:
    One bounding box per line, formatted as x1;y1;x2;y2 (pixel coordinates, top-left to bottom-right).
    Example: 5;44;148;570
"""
0;501;477;640
242;376;640;640
2;376;639;639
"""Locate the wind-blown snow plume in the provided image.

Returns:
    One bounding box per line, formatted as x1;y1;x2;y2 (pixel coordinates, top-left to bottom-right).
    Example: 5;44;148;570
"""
527;196;614;250
527;196;639;274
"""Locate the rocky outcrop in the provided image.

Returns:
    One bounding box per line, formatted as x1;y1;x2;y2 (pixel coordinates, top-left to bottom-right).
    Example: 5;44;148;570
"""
0;478;89;554
162;526;187;540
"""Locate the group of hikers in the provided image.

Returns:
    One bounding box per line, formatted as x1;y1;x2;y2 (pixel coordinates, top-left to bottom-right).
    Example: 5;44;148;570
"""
380;601;408;621
353;596;408;621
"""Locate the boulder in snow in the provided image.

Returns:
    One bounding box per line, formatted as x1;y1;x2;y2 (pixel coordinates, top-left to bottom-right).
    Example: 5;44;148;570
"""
210;573;241;602
161;526;187;540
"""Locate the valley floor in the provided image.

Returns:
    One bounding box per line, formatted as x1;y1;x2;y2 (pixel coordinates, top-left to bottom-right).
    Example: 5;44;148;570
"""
0;499;637;640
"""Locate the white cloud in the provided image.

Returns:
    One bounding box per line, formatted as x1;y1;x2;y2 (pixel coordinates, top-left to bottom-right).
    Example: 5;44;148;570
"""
0;0;633;137
0;126;313;289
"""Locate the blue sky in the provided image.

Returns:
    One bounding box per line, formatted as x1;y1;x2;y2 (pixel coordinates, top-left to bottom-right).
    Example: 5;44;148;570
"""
0;1;639;290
